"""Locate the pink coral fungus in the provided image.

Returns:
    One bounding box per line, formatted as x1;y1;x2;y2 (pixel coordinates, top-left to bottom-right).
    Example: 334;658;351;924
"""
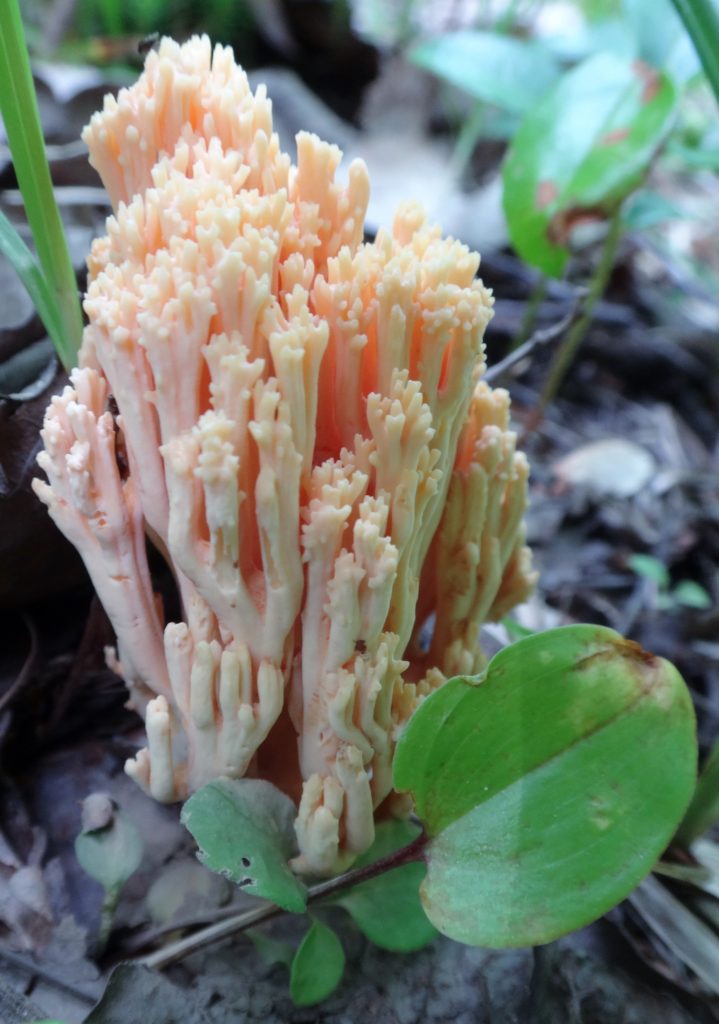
33;36;535;875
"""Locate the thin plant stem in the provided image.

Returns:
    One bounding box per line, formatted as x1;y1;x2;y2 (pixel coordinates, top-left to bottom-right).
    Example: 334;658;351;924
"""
484;295;584;386
676;743;719;848
0;0;83;369
670;0;719;106
512;274;548;351
536;205;624;417
97;887;121;958
452;102;485;181
139;831;427;971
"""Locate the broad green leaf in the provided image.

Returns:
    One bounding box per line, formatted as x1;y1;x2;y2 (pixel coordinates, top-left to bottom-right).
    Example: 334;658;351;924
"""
394;625;696;948
290;919;345;1007
181;779;307;913
409;31;560;115
75;808;143;895
502;54;679;276
335;820;437;952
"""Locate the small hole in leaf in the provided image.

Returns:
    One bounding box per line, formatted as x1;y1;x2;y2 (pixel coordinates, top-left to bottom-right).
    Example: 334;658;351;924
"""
237;877;253;887
241;856;251;868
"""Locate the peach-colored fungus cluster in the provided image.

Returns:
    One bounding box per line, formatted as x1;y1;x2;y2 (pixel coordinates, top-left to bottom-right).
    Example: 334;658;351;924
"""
33;36;535;875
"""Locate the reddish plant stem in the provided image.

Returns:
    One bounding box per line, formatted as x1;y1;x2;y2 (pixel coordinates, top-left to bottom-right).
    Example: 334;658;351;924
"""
138;830;428;970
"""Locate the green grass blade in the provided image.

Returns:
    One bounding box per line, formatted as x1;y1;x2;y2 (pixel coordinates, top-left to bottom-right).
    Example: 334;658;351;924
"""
0;0;83;370
670;0;719;105
0;209;63;350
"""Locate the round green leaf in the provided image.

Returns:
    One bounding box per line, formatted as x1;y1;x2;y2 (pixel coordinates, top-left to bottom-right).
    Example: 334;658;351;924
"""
410;31;560;115
74;809;143;894
290;919;345;1007
181;779;307;913
336;820;437;952
502;53;679;276
393;625;696;947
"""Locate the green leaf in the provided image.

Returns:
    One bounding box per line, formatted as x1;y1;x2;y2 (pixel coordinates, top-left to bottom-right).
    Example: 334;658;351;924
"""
672;580;713;609
289;919;345;1007
502;54;679;276
624;0;701;84
0;0;83;369
75;809;143;895
181;779;307;913
393;624;697;948
335;820;437;952
409;31;560;115
628;552;670;588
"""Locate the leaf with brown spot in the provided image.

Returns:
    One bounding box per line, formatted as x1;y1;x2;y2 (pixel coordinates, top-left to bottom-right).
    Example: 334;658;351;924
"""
634;60;661;103
536;180;558;210
393;625;696;947
502;53;679;276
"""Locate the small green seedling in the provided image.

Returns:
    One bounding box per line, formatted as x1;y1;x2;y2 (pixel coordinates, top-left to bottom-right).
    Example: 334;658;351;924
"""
629;553;713;611
75;794;143;953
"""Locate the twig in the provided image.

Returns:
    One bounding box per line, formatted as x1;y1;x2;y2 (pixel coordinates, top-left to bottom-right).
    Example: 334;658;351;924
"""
138;901;284;970
117;902;248;958
484;297;585;387
511;273;548;351
138;830;427;971
0;945;100;1005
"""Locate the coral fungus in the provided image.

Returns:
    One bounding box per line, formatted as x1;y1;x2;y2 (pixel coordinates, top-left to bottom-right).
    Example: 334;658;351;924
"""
34;36;535;875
